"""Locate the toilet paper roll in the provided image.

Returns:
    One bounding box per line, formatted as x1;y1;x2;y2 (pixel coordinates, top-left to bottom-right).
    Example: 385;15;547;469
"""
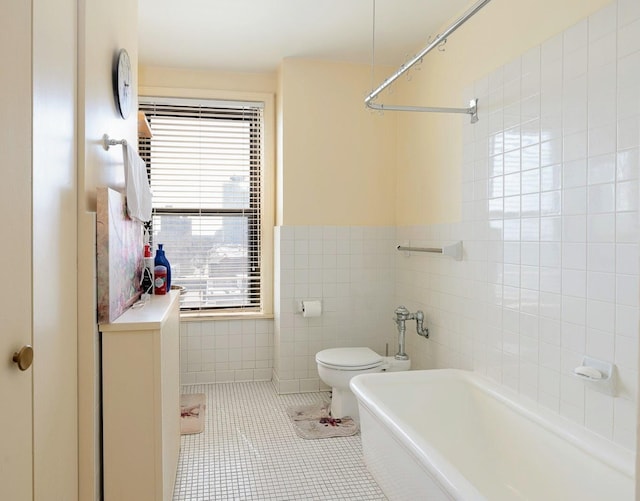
301;300;322;318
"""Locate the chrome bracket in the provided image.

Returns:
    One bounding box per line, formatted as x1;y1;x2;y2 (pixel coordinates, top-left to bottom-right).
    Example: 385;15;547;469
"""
469;98;479;124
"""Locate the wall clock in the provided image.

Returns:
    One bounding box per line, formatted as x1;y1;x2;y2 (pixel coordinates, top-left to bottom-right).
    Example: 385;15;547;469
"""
113;48;132;119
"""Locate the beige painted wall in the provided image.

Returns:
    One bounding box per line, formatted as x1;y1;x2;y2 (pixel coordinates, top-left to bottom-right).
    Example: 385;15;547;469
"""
78;0;139;498
140;61;395;227
79;1;138;212
140;66;277;94
394;0;613;225
279;58;397;226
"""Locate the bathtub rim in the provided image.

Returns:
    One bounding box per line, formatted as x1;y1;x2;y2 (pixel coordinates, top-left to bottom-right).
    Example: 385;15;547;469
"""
351;369;635;498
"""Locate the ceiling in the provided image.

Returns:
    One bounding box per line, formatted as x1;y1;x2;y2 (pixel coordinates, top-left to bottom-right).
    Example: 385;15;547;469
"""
138;0;473;73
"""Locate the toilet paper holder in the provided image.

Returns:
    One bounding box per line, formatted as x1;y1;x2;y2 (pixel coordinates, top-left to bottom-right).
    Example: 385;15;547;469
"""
297;299;322;317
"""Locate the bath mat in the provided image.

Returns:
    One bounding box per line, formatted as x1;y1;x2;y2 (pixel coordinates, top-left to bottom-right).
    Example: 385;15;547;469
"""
180;393;206;435
286;401;358;439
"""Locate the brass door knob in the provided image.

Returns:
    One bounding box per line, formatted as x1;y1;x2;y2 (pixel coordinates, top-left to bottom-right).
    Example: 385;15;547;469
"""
12;345;33;371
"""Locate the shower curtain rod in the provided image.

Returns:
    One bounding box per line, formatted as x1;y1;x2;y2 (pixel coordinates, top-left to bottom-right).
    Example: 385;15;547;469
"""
365;0;493;122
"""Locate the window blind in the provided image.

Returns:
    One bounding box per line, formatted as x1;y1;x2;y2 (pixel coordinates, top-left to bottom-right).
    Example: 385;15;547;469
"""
139;98;264;312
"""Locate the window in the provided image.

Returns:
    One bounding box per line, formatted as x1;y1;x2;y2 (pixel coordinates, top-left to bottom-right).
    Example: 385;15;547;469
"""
139;97;268;313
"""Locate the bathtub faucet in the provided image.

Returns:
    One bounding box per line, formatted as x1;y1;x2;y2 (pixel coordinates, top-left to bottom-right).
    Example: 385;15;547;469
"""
393;306;430;359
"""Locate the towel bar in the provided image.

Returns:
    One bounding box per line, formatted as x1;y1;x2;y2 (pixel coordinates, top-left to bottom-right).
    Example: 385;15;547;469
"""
396;241;463;260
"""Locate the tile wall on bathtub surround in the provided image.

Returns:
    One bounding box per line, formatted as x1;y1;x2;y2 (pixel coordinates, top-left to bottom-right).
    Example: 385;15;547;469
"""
399;0;640;451
180;318;274;385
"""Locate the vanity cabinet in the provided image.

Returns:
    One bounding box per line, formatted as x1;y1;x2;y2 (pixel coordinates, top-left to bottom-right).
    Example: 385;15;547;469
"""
100;291;180;501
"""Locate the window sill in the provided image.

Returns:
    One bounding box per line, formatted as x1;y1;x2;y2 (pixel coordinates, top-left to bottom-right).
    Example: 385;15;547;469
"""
179;310;274;322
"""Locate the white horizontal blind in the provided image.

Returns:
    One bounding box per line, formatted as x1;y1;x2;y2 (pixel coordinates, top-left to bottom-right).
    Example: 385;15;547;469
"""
139;98;263;311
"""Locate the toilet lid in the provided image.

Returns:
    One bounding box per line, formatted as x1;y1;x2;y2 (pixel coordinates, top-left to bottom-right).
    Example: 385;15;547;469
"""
316;347;383;370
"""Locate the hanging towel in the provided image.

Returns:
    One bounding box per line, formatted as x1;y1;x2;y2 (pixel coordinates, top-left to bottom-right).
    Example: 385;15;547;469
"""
123;142;153;222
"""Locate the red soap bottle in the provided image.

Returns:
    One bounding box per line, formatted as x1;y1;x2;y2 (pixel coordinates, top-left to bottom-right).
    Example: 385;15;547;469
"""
154;265;167;295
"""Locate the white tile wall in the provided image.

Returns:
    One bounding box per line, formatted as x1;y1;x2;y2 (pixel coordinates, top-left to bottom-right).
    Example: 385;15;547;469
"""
182;225;396;391
273;225;397;393
398;0;640;450
180;318;274;384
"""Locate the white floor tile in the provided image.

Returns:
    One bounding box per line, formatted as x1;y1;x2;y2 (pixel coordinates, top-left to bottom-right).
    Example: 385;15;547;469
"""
174;381;387;500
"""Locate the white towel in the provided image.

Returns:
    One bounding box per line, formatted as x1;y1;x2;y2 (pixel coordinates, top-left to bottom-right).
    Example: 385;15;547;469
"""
123;143;153;222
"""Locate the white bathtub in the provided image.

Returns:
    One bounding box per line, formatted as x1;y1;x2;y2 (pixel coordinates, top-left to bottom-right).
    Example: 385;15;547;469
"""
350;369;635;501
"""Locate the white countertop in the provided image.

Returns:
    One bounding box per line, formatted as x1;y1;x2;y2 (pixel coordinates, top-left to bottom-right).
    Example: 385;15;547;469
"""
99;291;179;332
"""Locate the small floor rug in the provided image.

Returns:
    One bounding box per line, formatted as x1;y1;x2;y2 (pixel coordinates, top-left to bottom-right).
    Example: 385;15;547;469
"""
285;401;358;439
180;393;206;435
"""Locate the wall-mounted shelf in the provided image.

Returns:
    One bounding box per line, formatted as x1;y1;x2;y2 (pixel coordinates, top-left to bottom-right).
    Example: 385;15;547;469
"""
138;111;152;138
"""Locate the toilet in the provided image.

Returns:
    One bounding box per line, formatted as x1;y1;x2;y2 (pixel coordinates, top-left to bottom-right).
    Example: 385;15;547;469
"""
316;347;410;421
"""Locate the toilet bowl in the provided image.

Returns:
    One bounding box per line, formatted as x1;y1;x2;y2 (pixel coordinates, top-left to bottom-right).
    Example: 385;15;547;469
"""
316;347;410;421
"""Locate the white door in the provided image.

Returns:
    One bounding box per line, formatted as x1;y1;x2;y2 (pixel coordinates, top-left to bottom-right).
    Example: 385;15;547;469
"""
32;0;78;497
0;1;34;500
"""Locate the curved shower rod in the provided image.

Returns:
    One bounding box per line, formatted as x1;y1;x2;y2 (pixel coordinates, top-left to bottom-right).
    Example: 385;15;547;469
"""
365;0;493;123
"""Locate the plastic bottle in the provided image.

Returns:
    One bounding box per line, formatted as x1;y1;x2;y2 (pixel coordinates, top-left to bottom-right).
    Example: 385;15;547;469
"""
140;244;154;298
154;243;171;290
154;265;167;295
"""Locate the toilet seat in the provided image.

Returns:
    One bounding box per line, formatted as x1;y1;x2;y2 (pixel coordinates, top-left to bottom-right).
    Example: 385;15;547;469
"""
316;347;383;371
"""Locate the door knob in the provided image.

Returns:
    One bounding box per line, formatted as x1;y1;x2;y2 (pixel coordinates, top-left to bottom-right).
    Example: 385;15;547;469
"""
12;345;33;371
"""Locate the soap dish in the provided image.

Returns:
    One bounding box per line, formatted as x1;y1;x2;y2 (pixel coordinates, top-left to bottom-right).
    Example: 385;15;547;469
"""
573;356;616;396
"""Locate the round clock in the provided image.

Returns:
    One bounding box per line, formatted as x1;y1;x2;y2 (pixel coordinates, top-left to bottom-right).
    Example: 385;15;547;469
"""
113;48;132;119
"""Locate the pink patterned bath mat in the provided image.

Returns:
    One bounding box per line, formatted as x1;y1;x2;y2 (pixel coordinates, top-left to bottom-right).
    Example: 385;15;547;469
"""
286;401;358;439
180;393;206;435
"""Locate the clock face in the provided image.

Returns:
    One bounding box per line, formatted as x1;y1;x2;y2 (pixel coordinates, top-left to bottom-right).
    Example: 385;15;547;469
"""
114;49;132;119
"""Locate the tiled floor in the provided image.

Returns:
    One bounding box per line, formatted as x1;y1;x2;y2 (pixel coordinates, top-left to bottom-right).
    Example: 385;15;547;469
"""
174;381;387;500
